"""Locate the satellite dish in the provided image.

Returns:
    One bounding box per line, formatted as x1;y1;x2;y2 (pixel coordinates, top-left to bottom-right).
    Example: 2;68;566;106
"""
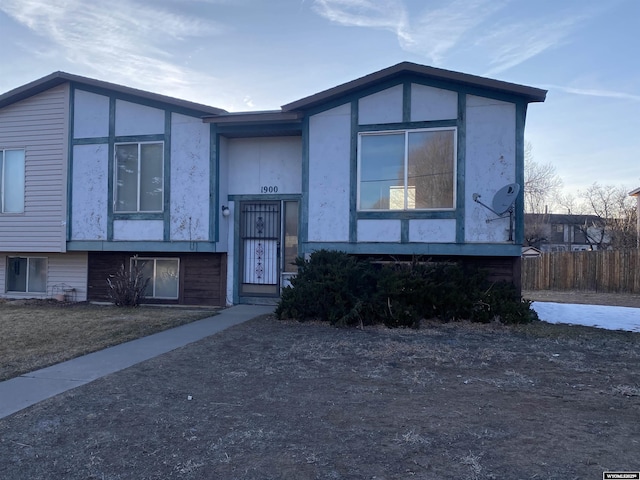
491;183;520;216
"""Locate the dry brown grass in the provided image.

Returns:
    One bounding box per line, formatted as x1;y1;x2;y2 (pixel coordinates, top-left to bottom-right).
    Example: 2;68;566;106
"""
0;299;218;381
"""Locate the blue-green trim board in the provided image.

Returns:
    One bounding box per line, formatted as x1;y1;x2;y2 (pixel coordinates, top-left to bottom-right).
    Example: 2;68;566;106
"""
456;93;466;243
349;100;358;243
301;242;522;256
163;110;171;242
67;240;218;253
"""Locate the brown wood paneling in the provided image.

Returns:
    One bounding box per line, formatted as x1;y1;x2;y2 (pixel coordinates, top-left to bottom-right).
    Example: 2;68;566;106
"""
522;249;640;293
88;252;226;306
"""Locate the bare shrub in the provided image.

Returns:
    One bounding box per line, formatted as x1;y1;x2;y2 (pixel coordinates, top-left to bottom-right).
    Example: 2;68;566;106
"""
107;261;149;307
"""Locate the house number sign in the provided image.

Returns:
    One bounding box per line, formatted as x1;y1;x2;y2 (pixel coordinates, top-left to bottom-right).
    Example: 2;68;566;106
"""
260;186;279;194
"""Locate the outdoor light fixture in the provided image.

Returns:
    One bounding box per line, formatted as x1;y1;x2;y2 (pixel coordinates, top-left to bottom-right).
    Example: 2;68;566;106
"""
221;205;230;217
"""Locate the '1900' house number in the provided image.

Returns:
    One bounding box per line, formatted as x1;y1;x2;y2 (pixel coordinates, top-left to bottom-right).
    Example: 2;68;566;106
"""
261;186;278;193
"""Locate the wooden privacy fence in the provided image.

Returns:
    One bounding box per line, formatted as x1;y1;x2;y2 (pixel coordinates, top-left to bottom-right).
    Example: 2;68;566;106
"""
522;249;640;293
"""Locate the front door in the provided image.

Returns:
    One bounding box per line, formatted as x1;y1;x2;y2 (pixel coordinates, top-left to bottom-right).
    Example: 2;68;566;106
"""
240;201;281;296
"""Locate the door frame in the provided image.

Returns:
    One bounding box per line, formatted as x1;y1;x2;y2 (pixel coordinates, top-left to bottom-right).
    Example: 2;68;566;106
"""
230;194;301;305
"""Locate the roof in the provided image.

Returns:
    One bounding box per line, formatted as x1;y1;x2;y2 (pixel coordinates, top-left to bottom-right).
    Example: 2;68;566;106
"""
0;71;227;115
203;110;302;125
629;187;640;197
282;61;547;112
525;213;604;225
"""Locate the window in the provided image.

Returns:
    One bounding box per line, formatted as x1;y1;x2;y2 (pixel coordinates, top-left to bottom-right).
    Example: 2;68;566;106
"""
358;128;456;210
283;201;299;273
1;149;25;213
132;257;179;299
115;142;163;212
6;257;46;293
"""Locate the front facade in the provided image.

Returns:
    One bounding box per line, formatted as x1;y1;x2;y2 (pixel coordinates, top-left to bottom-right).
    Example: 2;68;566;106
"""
0;63;545;305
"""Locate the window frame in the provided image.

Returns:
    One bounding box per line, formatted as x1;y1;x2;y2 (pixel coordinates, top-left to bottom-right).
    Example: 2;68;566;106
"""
131;257;180;299
114;141;164;213
6;256;47;293
357;127;457;212
0;148;26;214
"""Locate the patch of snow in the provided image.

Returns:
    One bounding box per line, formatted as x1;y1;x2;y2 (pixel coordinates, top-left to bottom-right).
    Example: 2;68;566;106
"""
532;302;640;333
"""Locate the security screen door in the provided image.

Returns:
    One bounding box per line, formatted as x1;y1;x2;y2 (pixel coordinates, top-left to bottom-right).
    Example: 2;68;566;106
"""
240;202;281;296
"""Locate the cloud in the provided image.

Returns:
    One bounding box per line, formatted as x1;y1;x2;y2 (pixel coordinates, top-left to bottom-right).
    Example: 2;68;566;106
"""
0;0;225;99
312;0;411;44
401;0;508;63
477;15;587;77
541;85;640;102
312;0;507;64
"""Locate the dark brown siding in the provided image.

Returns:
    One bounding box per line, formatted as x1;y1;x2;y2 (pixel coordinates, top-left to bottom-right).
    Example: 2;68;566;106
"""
358;254;521;295
88;252;226;306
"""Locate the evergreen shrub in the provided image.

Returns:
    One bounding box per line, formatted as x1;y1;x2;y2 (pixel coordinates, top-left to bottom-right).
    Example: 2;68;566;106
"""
275;250;538;327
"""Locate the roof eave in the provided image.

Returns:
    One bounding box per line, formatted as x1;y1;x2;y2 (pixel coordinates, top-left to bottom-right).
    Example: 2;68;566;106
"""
0;71;227;115
203;110;302;125
282;61;547;112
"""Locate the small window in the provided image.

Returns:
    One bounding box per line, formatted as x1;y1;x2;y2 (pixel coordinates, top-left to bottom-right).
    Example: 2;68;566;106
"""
114;142;164;212
1;149;25;213
358;128;456;211
283;201;299;273
132;257;179;299
6;257;46;293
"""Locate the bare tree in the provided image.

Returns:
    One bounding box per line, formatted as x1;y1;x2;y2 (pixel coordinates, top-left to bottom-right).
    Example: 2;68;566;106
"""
578;183;638;250
523;142;563;247
523;142;563;214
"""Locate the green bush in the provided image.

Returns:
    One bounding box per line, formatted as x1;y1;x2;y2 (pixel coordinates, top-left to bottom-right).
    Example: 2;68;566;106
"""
275;250;538;327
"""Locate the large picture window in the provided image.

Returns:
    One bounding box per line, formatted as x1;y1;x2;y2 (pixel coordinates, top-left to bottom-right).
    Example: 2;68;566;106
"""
132;257;179;299
115;142;164;212
1;149;25;213
6;257;46;293
358;128;456;210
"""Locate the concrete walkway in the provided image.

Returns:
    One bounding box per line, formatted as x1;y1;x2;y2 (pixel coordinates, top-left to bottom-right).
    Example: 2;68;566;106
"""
0;304;273;420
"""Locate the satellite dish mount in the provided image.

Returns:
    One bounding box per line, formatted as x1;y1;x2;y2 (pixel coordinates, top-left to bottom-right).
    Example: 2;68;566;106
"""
472;183;520;242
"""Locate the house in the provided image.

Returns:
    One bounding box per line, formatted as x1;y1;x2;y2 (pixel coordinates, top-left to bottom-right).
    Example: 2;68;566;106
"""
630;187;640;248
521;246;542;258
0;62;546;305
524;213;608;252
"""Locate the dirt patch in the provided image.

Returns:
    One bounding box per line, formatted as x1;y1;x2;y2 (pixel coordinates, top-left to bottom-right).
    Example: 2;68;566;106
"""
1;315;638;479
523;290;640;308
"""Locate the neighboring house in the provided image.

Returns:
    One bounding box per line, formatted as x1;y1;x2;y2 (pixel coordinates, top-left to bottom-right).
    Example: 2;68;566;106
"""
524;213;607;252
521;246;542;258
630;187;640;248
0;62;546;305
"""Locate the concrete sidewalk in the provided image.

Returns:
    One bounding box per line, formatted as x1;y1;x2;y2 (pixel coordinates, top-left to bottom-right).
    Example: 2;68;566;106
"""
0;304;273;420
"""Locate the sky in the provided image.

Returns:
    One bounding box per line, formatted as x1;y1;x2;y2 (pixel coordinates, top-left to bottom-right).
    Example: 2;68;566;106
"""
1;0;638;201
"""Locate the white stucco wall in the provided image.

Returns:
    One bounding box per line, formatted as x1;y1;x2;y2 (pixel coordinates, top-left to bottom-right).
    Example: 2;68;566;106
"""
227;136;301;195
410;84;458;122
74;90;109;139
409;219;457;243
464;95;516;243
358;85;403;125
115;100;164;136
113;220;164;241
357;220;401;242
170;113;210;241
308;103;351;242
71;144;108;240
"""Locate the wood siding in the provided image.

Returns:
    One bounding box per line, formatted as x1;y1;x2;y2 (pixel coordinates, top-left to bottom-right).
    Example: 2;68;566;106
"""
87;252;225;306
0;84;68;252
0;252;87;300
